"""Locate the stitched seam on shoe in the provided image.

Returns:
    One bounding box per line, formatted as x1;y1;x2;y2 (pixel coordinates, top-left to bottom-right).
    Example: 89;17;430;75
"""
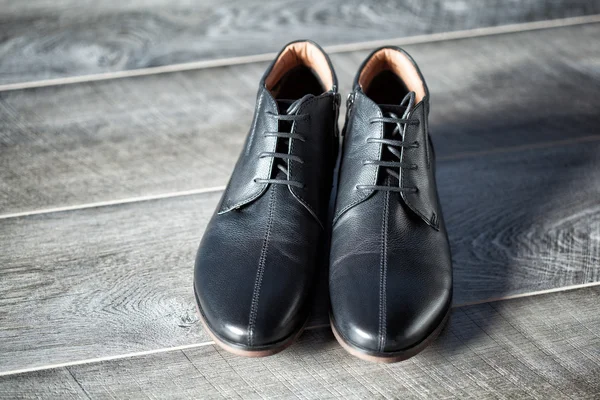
247;187;276;346
245;90;265;156
288;95;325;229
378;189;390;352
333;96;383;224
220;89;278;213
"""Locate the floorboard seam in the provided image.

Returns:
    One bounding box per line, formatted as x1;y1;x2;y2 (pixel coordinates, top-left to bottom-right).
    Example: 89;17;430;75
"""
1;281;598;378
2;134;599;221
0;186;226;220
436;134;600;162
0;342;216;378
0;14;598;92
66;367;92;400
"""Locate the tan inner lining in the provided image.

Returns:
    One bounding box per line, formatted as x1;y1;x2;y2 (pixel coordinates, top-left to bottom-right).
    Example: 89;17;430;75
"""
265;42;333;92
358;49;426;102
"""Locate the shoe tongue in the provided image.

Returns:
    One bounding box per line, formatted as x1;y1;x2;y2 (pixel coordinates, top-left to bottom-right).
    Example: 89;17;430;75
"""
378;91;416;118
276;94;314;115
378;91;416;187
271;95;314;180
379;103;407;116
274;95;314;144
276;99;296;114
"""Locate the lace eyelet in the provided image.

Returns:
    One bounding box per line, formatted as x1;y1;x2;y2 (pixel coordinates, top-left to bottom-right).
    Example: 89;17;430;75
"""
412;141;420;148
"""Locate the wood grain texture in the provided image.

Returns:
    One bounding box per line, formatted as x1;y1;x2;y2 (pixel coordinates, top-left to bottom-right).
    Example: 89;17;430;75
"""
1;138;599;373
441;144;600;301
1;0;599;85
2;23;600;215
1;286;598;399
0;192;221;373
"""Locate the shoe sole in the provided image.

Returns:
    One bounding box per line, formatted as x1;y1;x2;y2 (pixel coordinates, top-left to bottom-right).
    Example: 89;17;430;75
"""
193;286;307;357
330;306;451;363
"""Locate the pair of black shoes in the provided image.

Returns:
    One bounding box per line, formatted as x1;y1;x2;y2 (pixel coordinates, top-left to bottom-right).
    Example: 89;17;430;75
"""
194;41;452;363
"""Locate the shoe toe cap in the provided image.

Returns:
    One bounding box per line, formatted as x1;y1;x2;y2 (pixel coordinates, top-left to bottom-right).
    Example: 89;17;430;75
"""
382;290;451;352
332;290;450;355
195;279;307;349
194;239;311;349
330;258;451;355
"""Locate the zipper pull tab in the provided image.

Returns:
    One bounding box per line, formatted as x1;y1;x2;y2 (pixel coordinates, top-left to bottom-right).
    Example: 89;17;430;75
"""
333;92;341;113
341;92;355;136
346;92;355;109
345;92;355;120
332;92;341;138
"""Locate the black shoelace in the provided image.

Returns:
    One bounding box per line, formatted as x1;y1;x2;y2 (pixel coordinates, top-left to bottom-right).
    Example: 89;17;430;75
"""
253;96;311;189
356;91;420;193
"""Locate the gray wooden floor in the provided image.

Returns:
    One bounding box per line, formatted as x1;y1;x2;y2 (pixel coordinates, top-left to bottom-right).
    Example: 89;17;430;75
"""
1;7;600;399
1;0;600;85
3;23;600;215
2;287;599;399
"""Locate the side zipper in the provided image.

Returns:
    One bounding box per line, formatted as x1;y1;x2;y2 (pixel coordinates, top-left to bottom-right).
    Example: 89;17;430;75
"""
341;92;355;136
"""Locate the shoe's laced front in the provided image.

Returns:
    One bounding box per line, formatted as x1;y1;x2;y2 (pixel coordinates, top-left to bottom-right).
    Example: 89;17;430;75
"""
357;91;420;193
254;96;311;189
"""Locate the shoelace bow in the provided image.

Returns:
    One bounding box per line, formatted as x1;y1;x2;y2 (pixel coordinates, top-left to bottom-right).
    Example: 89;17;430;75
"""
356;91;421;193
253;96;311;189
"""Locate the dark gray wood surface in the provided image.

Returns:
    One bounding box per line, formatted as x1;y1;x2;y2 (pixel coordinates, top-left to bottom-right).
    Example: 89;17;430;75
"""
2;23;600;215
0;191;221;373
1;136;599;373
1;0;599;85
1;286;598;399
1;15;600;395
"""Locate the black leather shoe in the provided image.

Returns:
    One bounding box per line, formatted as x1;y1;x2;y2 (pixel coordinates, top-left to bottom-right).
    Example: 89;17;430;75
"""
329;47;452;362
194;40;339;356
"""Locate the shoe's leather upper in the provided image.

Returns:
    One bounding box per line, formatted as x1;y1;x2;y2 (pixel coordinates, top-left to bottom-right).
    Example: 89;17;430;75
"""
330;47;452;354
219;87;338;227
195;40;339;349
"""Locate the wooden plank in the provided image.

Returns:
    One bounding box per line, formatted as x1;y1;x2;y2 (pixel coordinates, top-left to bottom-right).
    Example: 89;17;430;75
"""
0;64;259;215
0;368;86;400
1;0;599;85
0;191;221;373
1;139;599;374
2;23;600;215
1;286;598;399
439;141;600;301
